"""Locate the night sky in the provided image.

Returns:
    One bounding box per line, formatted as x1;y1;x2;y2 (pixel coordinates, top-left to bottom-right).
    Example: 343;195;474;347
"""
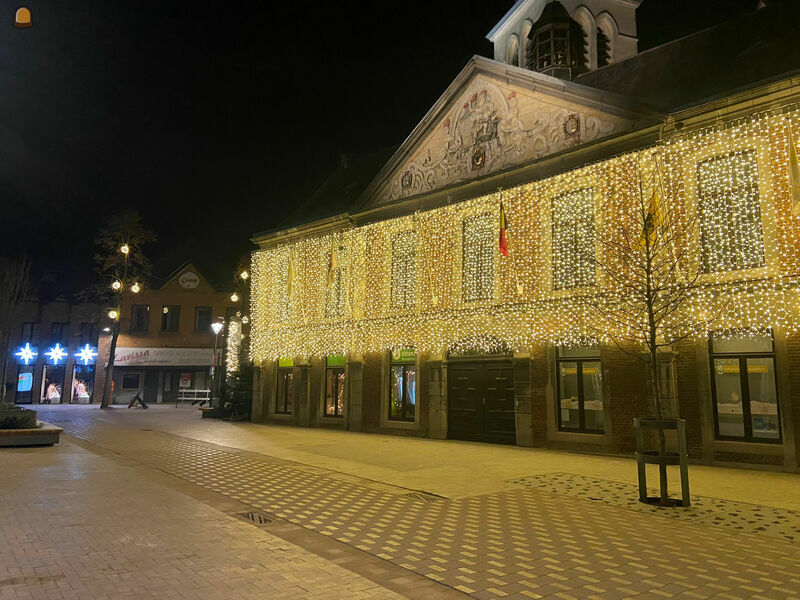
0;0;758;291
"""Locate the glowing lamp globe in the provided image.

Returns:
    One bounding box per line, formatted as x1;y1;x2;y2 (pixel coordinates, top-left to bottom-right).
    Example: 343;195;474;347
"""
210;322;224;335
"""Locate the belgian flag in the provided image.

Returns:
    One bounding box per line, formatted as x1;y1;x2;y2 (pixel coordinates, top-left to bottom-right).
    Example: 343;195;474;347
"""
499;202;509;257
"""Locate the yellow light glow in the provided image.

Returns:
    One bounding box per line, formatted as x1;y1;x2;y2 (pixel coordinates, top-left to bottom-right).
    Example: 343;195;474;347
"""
108;310;118;320
250;105;800;361
120;244;130;255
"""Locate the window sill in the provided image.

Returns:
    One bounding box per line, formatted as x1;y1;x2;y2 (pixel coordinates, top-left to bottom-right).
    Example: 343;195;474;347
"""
382;418;418;430
548;429;610;445
712;439;783;454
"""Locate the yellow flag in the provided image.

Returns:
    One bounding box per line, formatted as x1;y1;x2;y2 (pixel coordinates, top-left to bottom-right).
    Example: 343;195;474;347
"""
642;184;662;245
789;127;800;216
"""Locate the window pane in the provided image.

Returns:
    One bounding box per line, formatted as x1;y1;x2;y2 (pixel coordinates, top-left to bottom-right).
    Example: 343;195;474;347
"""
747;358;779;440
558;361;580;429
462;214;494;302
391;231;417;309
276;369;293;413
582;361;603;431
711;331;772;354
697;151;765;273
558;346;599;359
389;364;404;419
285;371;294;414
552;188;595;290
405;366;416;419
714;358;745;438
195;307;212;332
122;373;141;390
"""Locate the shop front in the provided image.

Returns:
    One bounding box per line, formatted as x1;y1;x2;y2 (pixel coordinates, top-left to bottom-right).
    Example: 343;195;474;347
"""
111;347;213;405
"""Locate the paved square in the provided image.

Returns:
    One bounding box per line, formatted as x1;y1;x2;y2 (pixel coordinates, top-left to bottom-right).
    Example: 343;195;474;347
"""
10;406;800;599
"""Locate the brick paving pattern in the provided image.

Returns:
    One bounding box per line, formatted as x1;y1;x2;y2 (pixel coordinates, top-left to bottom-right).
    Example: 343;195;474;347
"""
38;407;800;600
509;472;800;543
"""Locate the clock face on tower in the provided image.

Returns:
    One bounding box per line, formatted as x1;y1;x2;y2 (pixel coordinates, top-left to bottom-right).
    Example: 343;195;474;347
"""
564;114;580;136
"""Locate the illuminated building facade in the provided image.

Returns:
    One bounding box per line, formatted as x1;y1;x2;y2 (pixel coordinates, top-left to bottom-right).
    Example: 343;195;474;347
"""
250;1;800;470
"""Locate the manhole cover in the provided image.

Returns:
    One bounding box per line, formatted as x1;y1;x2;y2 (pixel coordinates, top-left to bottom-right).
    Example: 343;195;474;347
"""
242;511;272;524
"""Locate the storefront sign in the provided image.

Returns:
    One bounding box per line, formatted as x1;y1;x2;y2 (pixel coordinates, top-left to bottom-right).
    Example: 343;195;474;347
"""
278;357;294;367
17;372;33;392
326;354;346;367
179;271;200;289
114;347;212;367
391;348;416;362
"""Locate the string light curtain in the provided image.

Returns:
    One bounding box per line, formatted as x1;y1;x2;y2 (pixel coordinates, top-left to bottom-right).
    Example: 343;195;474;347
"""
251;106;800;361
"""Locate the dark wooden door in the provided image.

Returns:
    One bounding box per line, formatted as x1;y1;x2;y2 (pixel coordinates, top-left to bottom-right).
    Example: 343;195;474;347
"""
447;358;516;444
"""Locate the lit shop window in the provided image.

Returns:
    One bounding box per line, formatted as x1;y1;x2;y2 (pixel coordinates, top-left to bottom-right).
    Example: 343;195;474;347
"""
324;354;345;417
275;358;294;415
697;151;765;273
390;231;417;310
556;346;603;433
462;213;494;302
710;332;780;442
552;188;595;290
389;348;416;422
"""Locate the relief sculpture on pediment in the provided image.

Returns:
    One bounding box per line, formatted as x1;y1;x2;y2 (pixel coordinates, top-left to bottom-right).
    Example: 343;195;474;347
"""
385;78;619;203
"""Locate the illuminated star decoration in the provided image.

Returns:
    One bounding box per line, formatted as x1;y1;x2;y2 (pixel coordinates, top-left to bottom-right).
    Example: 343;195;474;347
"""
14;343;38;365
45;343;68;365
74;344;98;365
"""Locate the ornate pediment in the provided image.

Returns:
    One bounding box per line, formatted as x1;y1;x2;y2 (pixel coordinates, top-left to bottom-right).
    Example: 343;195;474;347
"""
366;59;652;207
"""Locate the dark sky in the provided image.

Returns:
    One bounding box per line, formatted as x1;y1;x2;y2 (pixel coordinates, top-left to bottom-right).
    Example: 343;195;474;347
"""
0;0;759;290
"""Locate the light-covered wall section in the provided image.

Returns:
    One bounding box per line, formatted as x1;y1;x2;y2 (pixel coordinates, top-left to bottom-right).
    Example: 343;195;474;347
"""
251;106;800;361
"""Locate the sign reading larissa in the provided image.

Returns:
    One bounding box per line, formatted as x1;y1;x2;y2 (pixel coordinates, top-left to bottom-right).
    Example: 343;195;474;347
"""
179;271;200;289
114;347;212;367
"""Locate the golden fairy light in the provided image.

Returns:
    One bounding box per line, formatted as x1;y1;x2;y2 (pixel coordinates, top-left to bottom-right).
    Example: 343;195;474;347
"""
250;104;800;361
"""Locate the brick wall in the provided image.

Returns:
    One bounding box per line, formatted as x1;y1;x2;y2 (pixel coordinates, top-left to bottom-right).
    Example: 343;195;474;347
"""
606;345;649;454
361;353;382;432
675;340;704;458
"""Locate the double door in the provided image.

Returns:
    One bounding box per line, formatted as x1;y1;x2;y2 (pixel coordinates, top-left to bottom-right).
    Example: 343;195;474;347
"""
447;358;516;445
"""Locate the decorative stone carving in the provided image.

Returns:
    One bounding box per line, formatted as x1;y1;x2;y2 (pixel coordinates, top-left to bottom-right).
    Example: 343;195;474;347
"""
380;75;626;203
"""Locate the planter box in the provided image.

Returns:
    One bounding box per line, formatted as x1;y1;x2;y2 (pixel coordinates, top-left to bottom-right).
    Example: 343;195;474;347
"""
0;407;37;429
0;421;62;447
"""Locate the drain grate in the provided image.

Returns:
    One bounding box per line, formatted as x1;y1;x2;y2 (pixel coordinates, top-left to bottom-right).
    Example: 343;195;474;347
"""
241;511;272;524
405;491;444;503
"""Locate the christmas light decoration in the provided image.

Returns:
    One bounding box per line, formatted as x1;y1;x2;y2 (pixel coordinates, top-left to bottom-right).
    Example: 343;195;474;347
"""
111;280;122;290
130;282;141;294
226;319;242;375
120;244;130;255
231;292;240;303
108;310;119;320
74;344;98;365
250;104;800;361
45;343;68;365
14;343;38;365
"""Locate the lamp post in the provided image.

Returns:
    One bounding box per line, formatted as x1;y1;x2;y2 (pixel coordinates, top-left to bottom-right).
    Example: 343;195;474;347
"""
210;321;224;408
100;244;140;409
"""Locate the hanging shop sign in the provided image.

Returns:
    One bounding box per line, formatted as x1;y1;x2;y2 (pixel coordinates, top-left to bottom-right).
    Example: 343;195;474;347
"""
278;357;294;367
114;347;213;367
74;344;98;365
44;343;68;365
14;343;38;365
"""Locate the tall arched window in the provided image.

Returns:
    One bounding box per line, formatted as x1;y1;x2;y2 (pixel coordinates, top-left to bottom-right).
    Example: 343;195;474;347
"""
506;35;519;67
597;28;611;67
520;20;533;68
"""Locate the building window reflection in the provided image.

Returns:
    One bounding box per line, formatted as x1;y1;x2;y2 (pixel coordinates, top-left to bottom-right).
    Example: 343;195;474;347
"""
556;346;603;433
325;355;345;417
389;349;415;422
710;331;781;442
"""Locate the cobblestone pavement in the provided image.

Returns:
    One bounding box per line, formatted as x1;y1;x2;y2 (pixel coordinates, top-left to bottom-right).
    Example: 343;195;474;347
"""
0;438;408;600
30;406;800;600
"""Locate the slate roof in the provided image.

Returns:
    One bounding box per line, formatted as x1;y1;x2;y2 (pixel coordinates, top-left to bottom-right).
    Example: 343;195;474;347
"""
576;0;800;112
261;146;397;234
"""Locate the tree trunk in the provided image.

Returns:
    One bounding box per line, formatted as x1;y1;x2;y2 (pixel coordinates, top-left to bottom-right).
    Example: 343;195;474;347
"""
100;322;120;409
650;344;670;505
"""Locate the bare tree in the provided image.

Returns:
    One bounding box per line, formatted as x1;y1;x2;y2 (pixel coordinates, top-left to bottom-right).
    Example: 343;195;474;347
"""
0;257;32;403
93;211;155;409
585;150;715;505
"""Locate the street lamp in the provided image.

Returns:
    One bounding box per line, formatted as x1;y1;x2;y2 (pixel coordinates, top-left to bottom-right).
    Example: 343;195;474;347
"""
210;321;224;408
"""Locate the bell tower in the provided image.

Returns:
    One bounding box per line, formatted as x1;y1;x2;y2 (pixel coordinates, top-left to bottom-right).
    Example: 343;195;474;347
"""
487;0;641;78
